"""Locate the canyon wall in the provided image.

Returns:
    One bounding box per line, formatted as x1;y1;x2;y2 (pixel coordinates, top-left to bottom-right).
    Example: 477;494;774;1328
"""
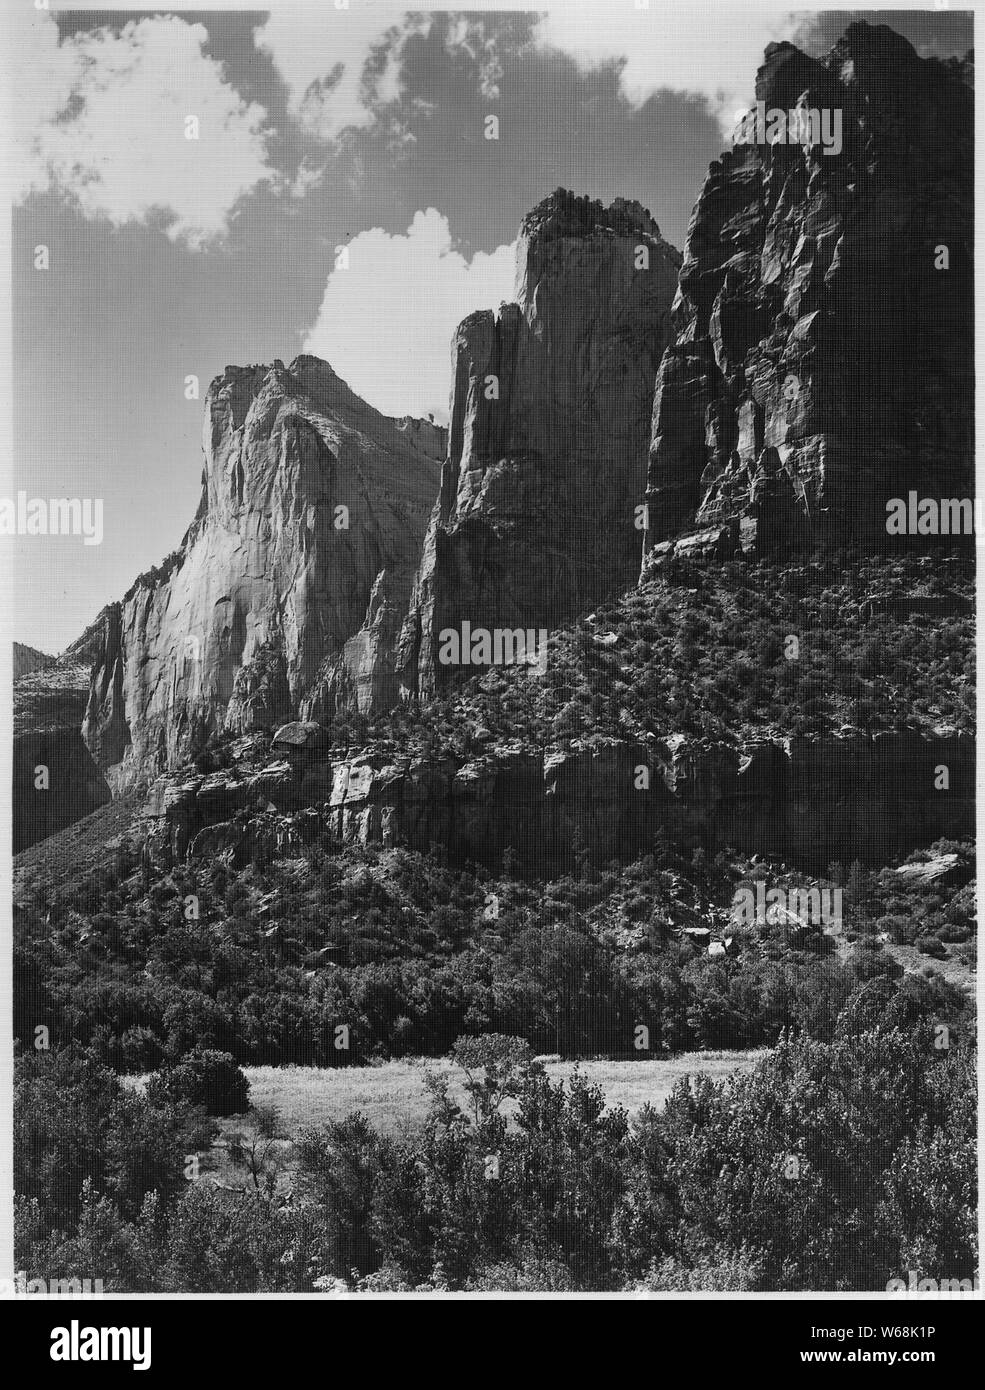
397;189;681;700
81;356;441;792
13;649;109;851
642;23;974;566
13;27;975;869
145;730;974;876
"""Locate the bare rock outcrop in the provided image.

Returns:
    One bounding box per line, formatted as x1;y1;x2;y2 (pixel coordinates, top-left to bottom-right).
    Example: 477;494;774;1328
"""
147;729;974;876
397;189;681;700
82;356;441;789
642;23;974;565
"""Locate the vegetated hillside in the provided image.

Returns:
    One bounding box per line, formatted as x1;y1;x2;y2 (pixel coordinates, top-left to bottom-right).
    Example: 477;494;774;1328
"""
328;552;974;757
12;793;145;898
14;808;973;1071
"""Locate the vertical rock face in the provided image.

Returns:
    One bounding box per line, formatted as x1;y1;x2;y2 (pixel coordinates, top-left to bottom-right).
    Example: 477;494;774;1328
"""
145;731;974;876
398;189;681;700
83;356;440;789
642;23;974;563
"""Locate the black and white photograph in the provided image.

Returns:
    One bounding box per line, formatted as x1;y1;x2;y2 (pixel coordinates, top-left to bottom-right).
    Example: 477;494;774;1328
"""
0;0;978;1331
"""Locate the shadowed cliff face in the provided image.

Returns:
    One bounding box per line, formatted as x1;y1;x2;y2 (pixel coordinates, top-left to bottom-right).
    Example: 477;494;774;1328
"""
13;651;112;851
642;23;974;565
82;356;441;790
13;729;111;853
396;190;681;700
144;731;974;876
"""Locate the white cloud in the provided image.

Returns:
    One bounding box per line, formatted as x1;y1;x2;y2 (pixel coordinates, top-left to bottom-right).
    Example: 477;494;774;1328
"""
252;3;795;149
531;2;801;134
3;12;276;247
290;159;326;199
255;6;432;142
304;210;516;420
255;6;514;142
444;16;504;100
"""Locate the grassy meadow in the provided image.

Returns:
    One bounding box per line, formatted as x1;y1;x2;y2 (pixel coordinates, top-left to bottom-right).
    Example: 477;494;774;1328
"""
125;1049;765;1140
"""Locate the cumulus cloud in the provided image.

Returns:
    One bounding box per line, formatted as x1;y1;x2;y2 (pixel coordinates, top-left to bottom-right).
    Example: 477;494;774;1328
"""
304;209;516;420
3;11;276;246
531;1;800;134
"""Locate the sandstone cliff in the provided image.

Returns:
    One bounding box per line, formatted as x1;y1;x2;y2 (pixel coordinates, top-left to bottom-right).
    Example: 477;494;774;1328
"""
82;356;441;790
396;189;681;700
642;23;974;565
141;729;974;876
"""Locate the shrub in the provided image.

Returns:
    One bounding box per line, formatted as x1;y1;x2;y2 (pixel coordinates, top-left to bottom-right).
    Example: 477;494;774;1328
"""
631;1243;770;1292
147;1049;249;1117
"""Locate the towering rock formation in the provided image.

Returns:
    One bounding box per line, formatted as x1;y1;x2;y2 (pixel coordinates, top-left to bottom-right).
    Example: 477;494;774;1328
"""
397;189;681;700
642;23;974;564
83;356;440;790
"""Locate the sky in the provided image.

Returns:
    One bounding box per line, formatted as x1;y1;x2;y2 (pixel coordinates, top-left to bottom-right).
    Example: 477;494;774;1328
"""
0;2;973;653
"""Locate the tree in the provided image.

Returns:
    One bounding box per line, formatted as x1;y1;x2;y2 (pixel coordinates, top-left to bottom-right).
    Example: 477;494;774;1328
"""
449;1034;536;1126
147;1048;249;1117
225;1106;291;1200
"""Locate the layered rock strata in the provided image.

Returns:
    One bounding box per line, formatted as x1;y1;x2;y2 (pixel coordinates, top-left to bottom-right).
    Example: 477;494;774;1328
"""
144;730;974;875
